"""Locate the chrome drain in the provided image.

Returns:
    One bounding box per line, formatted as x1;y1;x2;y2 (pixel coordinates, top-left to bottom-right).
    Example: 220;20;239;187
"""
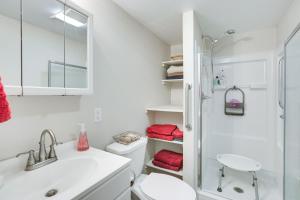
45;189;58;197
233;187;244;193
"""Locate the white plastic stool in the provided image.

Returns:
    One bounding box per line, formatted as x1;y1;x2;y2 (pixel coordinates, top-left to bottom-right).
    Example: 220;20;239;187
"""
216;154;262;200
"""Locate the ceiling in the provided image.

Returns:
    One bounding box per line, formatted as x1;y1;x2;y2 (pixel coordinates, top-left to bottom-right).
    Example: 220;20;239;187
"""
113;0;294;45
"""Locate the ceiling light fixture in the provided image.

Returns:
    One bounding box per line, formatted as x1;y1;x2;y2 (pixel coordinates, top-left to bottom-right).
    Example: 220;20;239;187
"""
225;29;236;35
52;12;85;27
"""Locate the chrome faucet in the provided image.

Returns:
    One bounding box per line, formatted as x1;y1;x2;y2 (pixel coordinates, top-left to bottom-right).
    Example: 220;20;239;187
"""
16;129;61;171
38;129;58;161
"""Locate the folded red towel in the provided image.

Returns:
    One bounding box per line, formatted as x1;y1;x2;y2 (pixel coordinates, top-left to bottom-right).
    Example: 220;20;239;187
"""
147;133;174;141
0;78;11;123
154;150;183;167
146;124;177;136
172;128;183;139
152;160;181;171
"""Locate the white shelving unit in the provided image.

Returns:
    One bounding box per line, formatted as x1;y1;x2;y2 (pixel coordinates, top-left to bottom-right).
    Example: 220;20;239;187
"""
146;55;184;178
161;79;183;84
148;137;183;145
146;105;183;113
146;159;183;177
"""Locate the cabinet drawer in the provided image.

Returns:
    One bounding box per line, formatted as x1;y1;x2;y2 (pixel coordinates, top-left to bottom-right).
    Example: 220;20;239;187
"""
81;167;130;200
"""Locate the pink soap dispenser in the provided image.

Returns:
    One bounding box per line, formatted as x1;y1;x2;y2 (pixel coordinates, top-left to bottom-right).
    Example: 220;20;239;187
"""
77;123;89;151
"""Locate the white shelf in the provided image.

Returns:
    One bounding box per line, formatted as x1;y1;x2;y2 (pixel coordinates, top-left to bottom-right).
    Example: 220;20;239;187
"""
161;79;183;84
148;137;183;145
162;60;183;67
214;83;267;91
146;159;183;176
146;105;183;113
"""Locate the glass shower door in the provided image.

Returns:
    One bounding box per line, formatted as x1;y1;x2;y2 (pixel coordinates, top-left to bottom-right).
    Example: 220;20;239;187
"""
284;24;300;200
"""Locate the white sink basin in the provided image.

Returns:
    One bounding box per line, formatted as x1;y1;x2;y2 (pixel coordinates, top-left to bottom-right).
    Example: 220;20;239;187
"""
0;142;131;200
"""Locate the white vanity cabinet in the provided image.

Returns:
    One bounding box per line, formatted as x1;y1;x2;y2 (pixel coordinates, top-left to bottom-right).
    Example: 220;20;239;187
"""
80;167;131;200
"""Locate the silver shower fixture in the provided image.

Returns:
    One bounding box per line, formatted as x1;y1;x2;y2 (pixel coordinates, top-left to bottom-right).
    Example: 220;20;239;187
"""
202;35;218;45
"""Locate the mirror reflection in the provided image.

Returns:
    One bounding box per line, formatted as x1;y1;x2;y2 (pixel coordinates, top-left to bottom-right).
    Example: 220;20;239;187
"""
23;0;88;89
0;0;21;87
64;6;88;89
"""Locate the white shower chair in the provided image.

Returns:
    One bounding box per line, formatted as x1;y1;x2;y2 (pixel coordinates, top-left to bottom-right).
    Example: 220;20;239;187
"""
216;154;262;200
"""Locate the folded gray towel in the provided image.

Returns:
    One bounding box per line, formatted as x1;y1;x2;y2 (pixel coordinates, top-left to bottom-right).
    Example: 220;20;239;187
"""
113;131;141;145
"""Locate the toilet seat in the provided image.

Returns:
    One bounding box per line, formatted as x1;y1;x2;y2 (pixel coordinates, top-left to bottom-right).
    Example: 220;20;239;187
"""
138;173;196;200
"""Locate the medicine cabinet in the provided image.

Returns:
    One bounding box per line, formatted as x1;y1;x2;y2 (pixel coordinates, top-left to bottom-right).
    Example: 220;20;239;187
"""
0;0;93;95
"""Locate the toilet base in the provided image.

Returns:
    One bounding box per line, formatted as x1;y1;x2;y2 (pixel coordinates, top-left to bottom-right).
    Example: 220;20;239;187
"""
131;174;149;200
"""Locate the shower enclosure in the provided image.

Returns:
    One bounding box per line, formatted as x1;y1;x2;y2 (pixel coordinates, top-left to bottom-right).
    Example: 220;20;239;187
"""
284;23;300;200
198;37;283;200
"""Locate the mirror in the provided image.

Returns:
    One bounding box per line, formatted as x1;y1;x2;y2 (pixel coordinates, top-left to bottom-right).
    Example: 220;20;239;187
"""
0;0;21;92
64;5;88;89
22;0;65;88
22;0;89;91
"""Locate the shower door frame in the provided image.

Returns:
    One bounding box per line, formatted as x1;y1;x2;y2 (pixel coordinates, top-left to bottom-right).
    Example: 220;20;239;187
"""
283;22;300;200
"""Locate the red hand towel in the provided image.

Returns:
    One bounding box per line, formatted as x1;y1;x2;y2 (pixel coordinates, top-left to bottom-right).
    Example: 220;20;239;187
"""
0;78;11;123
172;128;183;139
147;133;174;141
154;150;183;167
152;160;181;171
146;124;177;136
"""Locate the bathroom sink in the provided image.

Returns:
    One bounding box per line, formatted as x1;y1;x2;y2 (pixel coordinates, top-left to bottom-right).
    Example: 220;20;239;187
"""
0;142;131;200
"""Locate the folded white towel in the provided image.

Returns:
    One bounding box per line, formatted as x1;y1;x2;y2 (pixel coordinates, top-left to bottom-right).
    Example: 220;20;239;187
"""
167;66;183;74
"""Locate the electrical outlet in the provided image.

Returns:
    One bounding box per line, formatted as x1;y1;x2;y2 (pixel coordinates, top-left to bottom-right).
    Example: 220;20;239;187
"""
94;108;102;122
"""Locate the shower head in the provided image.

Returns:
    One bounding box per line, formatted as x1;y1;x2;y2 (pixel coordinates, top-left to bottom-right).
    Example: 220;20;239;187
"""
202;35;218;44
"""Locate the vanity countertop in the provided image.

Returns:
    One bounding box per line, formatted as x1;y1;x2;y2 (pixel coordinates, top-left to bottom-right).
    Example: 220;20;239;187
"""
0;141;131;200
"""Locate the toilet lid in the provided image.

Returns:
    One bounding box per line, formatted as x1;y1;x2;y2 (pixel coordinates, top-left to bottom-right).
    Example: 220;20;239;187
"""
140;173;196;200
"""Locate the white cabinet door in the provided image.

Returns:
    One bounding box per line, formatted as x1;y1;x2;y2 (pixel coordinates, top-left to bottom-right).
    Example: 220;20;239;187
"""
80;167;130;200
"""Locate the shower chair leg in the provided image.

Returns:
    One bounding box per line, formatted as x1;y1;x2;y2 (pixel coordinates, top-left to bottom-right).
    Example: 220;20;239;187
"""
222;166;225;177
251;172;259;200
217;166;224;192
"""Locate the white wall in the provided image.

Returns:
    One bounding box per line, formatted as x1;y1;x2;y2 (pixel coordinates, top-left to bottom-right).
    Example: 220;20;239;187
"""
0;0;170;160
182;10;203;187
277;0;300;47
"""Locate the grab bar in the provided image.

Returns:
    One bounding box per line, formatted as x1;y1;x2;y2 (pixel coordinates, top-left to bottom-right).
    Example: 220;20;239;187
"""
185;83;192;129
278;57;284;109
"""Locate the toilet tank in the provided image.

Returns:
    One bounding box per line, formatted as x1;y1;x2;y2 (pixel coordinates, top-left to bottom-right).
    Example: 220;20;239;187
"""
106;137;147;179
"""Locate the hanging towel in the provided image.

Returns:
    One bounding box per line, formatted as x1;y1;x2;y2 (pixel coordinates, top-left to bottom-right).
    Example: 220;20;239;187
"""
146;124;177;136
154;149;183;167
147;133;174;141
172;128;183;139
152;160;182;171
0;78;11;123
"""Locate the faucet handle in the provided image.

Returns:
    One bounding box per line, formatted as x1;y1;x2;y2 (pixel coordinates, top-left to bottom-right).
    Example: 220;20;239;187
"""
48;145;57;159
16;150;36;170
55;141;63;145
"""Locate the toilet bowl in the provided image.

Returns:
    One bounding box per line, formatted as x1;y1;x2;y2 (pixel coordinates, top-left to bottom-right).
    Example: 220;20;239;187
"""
106;137;196;200
132;173;196;200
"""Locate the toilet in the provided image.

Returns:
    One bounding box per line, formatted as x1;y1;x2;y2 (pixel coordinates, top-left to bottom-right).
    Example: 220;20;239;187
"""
106;137;196;200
